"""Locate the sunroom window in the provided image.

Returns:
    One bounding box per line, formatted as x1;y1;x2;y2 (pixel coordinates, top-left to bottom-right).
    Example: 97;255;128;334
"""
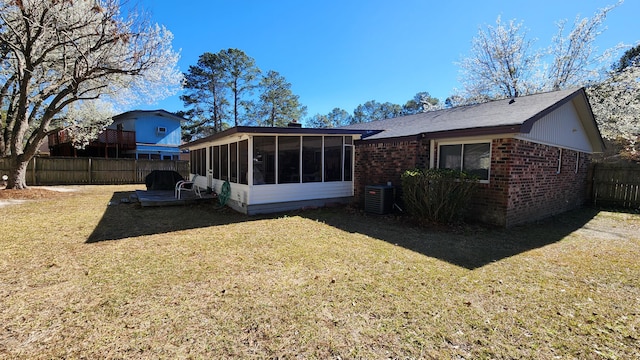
324;136;343;182
250;135;354;185
253;136;276;184
278;137;300;184
302;136;322;182
438;142;491;181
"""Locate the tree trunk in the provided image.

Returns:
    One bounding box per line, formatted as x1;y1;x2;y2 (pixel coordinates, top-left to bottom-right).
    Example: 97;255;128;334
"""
6;155;29;189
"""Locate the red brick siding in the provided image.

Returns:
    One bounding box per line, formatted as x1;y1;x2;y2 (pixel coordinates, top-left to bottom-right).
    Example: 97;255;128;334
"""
501;138;590;227
461;138;591;226
354;137;591;227
466;139;511;226
353;139;429;203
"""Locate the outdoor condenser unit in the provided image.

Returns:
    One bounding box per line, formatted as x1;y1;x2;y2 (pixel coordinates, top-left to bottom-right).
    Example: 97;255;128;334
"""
364;185;394;215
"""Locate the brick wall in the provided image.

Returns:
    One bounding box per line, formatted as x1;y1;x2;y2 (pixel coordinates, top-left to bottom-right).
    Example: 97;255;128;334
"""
354;137;591;227
501;138;590;227
468;138;591;226
353;139;429;204
466;139;511;226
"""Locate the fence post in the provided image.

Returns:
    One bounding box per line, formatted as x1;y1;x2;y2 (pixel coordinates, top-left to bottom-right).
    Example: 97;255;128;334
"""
32;157;37;185
587;162;595;205
88;158;92;184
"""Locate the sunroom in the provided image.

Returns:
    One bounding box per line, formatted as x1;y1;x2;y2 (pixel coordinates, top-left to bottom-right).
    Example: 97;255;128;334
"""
181;125;366;215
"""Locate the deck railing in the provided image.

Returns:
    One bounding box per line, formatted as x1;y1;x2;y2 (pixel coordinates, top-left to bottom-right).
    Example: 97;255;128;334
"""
48;128;136;150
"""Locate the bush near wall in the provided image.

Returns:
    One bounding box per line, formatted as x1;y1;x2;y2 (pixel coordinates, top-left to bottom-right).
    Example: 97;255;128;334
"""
401;168;478;224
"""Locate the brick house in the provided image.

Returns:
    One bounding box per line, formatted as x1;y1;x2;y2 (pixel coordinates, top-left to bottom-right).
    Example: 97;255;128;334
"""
181;88;603;227
342;87;604;227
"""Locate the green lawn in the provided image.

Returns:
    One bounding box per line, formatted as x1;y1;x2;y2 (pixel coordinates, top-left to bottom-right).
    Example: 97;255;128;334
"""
1;185;638;359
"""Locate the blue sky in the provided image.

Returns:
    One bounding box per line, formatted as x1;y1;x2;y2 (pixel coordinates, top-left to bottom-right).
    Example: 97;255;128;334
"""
133;0;640;122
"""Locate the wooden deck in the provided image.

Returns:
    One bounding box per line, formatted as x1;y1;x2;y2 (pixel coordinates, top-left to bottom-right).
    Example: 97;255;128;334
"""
134;190;217;207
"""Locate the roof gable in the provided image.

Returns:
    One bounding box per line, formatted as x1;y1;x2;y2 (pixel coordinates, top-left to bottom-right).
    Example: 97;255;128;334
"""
518;100;594;152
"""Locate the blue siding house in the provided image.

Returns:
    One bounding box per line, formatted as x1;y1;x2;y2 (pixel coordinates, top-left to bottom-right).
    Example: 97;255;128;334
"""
110;110;186;160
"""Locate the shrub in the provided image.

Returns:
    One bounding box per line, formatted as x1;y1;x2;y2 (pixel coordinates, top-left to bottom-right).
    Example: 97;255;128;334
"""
401;168;478;224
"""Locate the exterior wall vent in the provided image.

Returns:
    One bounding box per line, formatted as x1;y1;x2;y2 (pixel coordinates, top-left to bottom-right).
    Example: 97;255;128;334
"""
156;126;167;135
364;185;394;215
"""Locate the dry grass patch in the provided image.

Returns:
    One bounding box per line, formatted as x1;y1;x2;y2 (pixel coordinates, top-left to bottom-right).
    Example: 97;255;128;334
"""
0;185;638;359
0;186;76;208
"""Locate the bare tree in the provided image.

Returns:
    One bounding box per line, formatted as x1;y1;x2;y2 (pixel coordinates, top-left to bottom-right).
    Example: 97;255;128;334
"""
547;2;623;90
0;0;182;189
458;16;541;100
587;52;640;161
457;3;626;102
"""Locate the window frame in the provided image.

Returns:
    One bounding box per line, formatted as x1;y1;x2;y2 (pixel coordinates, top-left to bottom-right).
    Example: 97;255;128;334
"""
277;136;301;184
239;140;249;185
220;144;229;181
324;136;344;182
189;147;207;176
230;142;238;183
343;137;354;182
437;140;492;183
302;136;323;183
207;135;356;186
211;146;220;179
253;136;276;185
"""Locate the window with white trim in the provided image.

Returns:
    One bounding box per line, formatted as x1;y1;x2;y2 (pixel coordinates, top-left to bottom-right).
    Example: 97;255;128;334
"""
438;142;491;181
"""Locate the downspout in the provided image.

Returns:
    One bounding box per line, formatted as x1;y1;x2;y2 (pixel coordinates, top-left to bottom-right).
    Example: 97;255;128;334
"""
429;139;435;169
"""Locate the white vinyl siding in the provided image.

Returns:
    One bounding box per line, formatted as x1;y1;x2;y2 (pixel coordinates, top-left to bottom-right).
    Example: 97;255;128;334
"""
192;132;357;210
248;182;353;205
517;101;593;152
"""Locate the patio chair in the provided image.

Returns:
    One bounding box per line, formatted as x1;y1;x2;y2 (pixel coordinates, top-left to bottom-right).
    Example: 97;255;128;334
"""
175;175;204;199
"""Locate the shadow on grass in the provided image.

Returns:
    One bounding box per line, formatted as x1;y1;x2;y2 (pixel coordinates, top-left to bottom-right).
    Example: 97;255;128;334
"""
300;207;600;270
87;190;599;269
85;191;259;243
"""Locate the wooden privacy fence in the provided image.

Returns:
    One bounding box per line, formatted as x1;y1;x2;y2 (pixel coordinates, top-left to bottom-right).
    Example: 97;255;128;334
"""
0;157;189;186
591;163;640;208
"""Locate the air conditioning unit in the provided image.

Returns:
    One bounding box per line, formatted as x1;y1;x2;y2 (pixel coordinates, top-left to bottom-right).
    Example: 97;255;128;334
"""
364;185;394;215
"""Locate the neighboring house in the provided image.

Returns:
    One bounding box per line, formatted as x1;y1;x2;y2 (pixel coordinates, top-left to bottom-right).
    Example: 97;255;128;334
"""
180;124;365;215
49;109;185;159
341;87;604;227
181;87;604;227
108;110;185;160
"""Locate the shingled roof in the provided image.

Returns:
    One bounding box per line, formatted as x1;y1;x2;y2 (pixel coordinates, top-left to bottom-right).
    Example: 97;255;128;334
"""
113;110;188;122
340;87;599;142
